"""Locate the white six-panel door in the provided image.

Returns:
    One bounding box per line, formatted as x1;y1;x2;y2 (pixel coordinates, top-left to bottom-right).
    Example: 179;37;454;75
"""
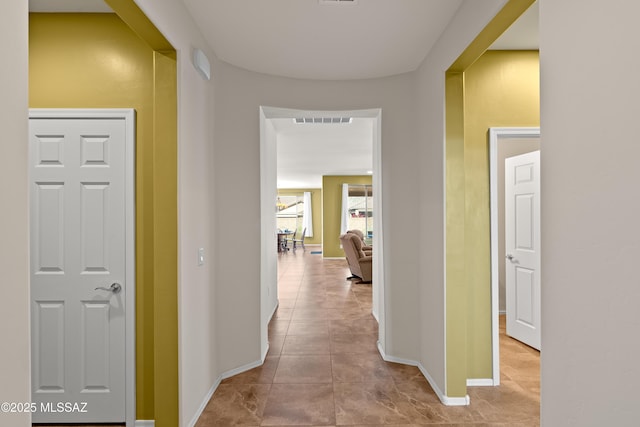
30;112;132;423
505;150;541;350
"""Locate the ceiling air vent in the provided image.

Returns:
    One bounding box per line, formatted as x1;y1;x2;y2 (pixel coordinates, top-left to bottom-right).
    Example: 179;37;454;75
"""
319;0;358;5
294;117;352;124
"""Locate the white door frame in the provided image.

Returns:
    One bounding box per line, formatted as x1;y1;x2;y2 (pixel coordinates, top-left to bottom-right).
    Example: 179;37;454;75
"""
489;126;540;386
259;106;385;358
29;108;136;427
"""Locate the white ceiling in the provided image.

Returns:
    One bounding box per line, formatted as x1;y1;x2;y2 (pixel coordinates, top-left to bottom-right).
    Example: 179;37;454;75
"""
29;0;112;13
182;0;465;81
267;2;539;189
28;1;539;76
272;117;374;189
29;0;538;189
490;2;538;50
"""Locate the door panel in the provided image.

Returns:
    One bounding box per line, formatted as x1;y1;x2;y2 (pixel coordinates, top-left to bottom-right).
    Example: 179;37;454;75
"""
505;150;541;350
515;267;535;326
30;116;127;423
34;183;65;273
81;182;111;272
33;301;65;392
515;194;534;250
81;301;111;391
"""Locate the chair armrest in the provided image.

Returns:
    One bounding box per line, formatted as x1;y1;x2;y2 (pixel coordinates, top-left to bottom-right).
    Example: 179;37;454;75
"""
358;255;372;264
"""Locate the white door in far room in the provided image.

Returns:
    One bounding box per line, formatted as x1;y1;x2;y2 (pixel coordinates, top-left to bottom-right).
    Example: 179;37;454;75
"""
505;150;541;350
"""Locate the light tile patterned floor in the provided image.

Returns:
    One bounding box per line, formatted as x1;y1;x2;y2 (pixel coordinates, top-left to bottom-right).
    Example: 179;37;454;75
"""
36;249;539;426
195;249;540;426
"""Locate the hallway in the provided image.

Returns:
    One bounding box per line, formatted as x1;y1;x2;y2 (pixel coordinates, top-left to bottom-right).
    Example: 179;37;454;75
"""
196;249;539;426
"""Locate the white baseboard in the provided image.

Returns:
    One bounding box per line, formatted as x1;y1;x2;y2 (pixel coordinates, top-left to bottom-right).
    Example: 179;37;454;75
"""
417;363;470;406
187;353;268;427
269;300;279;322
135;421;155;427
377;342;470;407
221;358;264;381
467;378;495;387
187;377;221;427
262;342;270;361
376;342;415;367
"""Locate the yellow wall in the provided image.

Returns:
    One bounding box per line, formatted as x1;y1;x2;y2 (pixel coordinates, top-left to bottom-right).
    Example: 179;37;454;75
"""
151;49;178;427
463;50;539;379
444;71;468;397
30;12;178;424
277;189;322;245
322;175;373;258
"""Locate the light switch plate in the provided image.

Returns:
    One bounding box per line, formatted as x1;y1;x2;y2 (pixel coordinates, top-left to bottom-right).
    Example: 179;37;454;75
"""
198;248;205;266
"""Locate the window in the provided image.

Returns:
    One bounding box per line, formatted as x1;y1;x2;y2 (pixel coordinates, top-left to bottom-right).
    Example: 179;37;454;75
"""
347;184;373;244
276;194;304;233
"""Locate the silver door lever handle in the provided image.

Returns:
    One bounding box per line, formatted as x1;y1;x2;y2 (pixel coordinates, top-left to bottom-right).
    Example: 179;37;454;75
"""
506;254;514;261
95;283;122;294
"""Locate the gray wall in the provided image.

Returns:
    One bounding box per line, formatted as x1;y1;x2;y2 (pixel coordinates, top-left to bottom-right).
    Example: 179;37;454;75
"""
0;1;30;425
211;59;422;371
540;0;640;424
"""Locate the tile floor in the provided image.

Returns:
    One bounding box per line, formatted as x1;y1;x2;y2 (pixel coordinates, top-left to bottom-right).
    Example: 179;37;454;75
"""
195;248;540;426
35;250;539;427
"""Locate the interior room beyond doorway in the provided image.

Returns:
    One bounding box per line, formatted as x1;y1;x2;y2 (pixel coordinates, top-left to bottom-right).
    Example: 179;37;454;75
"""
259;106;386;369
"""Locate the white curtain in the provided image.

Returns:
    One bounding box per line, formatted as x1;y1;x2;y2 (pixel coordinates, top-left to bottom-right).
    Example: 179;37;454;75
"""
340;183;349;235
302;191;313;237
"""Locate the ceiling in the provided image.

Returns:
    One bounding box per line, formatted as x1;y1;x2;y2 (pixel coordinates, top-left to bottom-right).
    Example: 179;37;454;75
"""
490;2;538;50
28;0;539;78
272;117;374;189
266;2;538;189
29;0;538;189
182;0;464;81
29;0;112;13
181;0;539;81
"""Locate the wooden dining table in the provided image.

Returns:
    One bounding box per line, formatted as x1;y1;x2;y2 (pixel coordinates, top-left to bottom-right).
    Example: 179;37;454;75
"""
277;231;293;252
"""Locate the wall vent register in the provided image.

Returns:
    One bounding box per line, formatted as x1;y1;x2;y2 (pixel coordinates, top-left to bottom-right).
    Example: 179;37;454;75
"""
319;0;357;4
294;117;352;124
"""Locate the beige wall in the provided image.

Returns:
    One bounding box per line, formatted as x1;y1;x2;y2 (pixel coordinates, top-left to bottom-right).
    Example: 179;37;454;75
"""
0;1;30;425
211;59;422;368
540;0;640;425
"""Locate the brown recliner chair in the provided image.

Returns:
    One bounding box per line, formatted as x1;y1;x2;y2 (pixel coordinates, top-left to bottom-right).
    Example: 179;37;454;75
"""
347;229;372;255
339;233;372;283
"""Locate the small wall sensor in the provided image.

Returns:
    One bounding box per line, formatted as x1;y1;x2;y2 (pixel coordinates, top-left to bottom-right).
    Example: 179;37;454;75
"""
193;48;211;81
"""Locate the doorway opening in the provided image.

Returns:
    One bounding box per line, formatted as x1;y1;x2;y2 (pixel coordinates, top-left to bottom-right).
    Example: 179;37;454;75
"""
444;0;538;402
489;127;541;384
259;106;386;362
